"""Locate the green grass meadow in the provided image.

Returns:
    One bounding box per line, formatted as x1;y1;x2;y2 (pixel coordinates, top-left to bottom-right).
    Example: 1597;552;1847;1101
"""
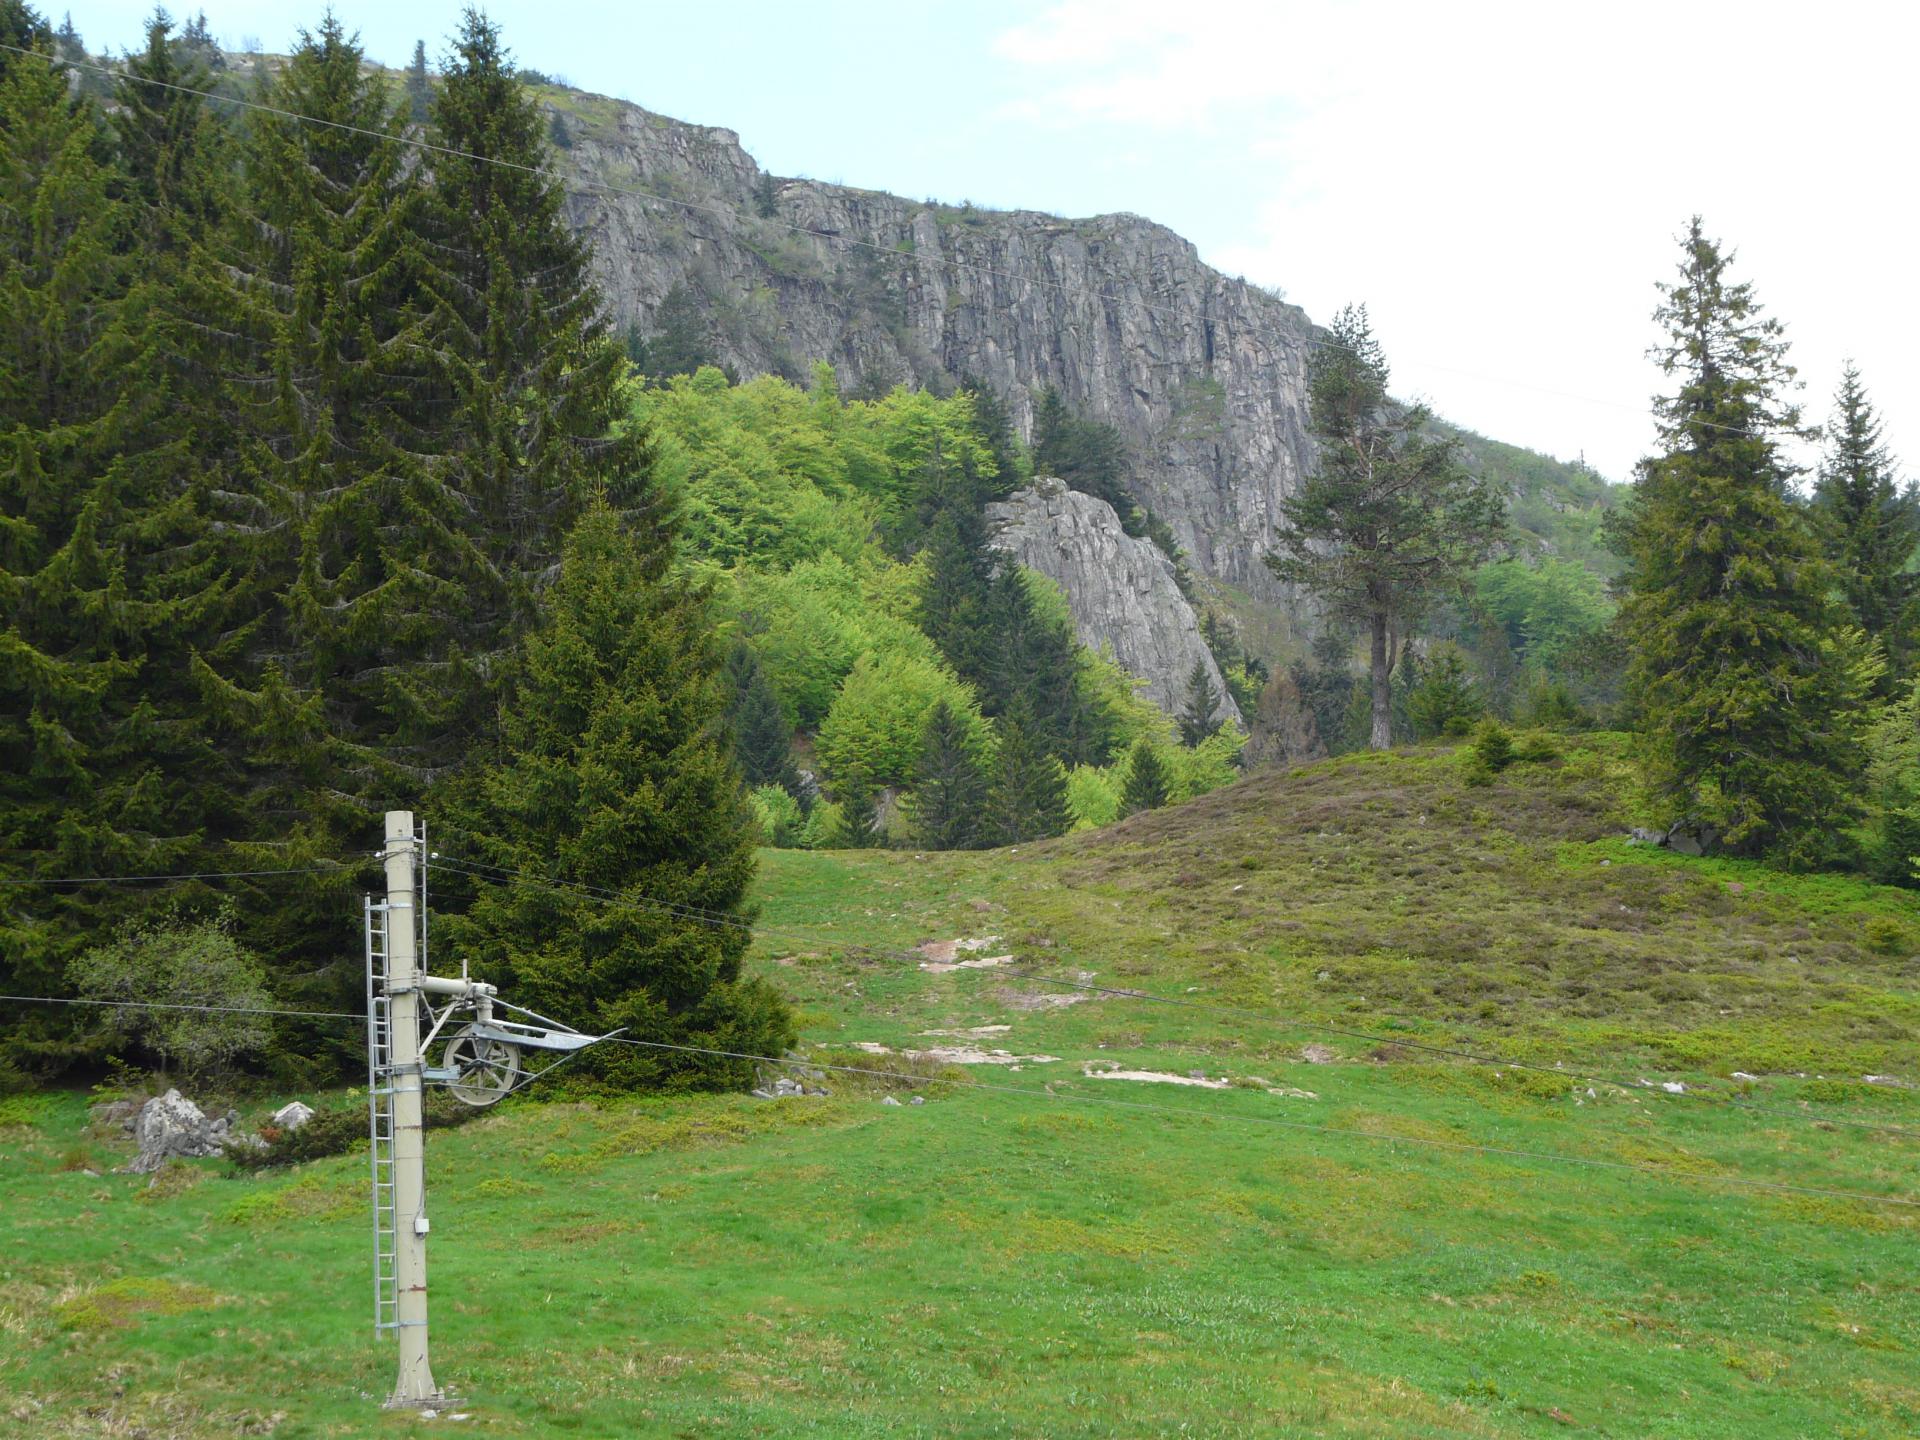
4;740;1918;1437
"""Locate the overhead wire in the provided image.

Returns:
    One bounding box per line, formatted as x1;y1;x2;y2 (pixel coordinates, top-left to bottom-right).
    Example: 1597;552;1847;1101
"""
423;852;1919;1138
0;39;1794;448
2;988;1912;1211
0;861;373;887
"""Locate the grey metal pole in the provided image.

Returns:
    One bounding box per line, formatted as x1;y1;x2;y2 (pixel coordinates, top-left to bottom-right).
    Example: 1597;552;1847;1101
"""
383;810;442;1408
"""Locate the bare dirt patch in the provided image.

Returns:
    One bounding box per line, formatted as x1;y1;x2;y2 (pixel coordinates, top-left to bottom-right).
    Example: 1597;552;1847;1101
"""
853;1041;1060;1066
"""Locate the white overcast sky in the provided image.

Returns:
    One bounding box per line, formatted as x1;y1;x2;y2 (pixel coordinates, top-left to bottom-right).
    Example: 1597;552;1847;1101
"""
64;0;1919;483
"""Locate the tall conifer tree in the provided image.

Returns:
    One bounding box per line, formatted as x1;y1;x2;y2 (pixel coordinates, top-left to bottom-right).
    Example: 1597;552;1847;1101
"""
911;701;988;850
985;709;1071;844
1267;306;1505;750
1614;220;1877;866
183;18;468;1011
442;505;794;1091
424;8;641;619
0;31;229;1066
1811;363;1918;684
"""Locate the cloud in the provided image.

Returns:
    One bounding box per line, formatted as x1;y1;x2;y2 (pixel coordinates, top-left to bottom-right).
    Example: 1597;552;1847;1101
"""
991;1;1920;478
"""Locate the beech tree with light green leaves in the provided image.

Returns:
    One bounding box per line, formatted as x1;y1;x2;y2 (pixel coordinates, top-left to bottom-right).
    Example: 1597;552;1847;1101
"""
1613;220;1878;868
1267;306;1507;750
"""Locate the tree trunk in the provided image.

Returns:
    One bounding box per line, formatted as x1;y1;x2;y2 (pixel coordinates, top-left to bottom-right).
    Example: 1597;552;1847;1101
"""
1369;611;1393;751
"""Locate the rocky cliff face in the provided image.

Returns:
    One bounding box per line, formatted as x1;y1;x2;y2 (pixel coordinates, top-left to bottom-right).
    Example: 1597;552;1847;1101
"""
546;87;1318;596
986;480;1240;725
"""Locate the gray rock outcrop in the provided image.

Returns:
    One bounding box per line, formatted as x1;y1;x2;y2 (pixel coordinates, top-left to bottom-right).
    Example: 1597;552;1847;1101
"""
987;479;1239;723
124;1089;240;1174
549;95;1317;595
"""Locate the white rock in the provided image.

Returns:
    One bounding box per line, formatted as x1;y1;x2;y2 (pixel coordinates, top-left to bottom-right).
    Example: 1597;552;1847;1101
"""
271;1101;315;1130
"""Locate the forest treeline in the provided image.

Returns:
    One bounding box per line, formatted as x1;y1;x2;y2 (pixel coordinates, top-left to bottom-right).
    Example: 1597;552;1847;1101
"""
4;5;1914;1093
0;4;809;1085
0;5;1239;1086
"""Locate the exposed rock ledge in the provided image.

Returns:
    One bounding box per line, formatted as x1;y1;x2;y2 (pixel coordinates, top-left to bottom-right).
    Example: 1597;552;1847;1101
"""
986;479;1241;725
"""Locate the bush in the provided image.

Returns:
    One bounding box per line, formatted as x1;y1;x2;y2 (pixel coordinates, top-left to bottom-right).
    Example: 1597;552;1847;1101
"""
68;905;273;1077
1471;720;1515;773
1407;643;1484;739
1517;675;1591;732
1511;730;1561;765
749;784;805;847
1862;916;1913;958
229;1092;485;1171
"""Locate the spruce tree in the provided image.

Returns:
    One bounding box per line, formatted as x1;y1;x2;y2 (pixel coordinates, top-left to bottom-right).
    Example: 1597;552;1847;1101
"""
1033;386;1137;529
425;8;640;623
113;12;231;254
910;701;988;850
1267;305;1506;750
1179;658;1223;747
0;36;232;1066
724;642;799;793
0;2;50;82
404;38;431;123
1615;220;1878;866
1811;363;1918;683
183;18;472;1006
832;771;883;849
985;710;1071;845
1119;738;1169;816
644;281;719;381
444;505;794;1090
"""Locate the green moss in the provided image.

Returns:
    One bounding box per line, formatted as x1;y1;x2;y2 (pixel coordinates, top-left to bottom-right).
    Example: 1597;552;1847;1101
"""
55;1276;218;1331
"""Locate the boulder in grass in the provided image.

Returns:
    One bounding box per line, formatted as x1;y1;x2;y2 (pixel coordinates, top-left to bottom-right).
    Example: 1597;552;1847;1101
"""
270;1101;315;1131
123;1089;238;1174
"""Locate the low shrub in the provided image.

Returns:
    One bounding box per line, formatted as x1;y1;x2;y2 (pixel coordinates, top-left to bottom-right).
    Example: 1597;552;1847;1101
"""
1472;720;1515;773
228;1092;485;1171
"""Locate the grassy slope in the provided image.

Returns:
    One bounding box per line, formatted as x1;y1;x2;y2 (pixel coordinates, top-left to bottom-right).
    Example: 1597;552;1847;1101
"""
4;739;1917;1438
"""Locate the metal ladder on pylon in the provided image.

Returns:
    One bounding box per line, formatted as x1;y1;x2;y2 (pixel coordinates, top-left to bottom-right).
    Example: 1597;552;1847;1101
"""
365;893;399;1335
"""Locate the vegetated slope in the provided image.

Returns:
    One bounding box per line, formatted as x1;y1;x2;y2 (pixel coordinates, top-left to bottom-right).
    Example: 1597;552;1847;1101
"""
532;81;1619;603
6;744;1915;1438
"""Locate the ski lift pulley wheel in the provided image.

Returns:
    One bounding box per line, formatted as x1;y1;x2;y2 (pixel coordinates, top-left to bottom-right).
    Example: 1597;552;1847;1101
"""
442;1023;521;1106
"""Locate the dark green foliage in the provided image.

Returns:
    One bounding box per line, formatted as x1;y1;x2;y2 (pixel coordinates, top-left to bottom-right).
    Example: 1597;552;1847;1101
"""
181;19;473;1013
1614;221;1877;867
752;171;777;219
1290;631;1361;756
0;2;50;83
1471;720;1515;773
1033;387;1131;519
173;10;222;71
1268;305;1506;749
113;14;231;254
643;281;722;381
910;701;988;850
1811;364;1918;683
1516;675;1590;732
957;376;1023;499
0;39;234;1068
913;449;1109;765
725;642;799;794
547;109;571;149
1120;738;1169;816
985;711;1071;844
443;506;794;1091
1179;659;1223;747
229;1090;482;1171
831;772;884;849
1406;645;1484;738
404;38;431;123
